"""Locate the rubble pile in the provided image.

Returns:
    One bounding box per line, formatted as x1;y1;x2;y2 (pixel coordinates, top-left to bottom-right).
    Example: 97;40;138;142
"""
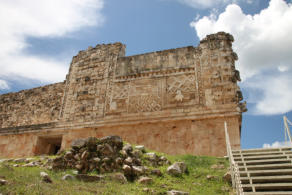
50;136;171;181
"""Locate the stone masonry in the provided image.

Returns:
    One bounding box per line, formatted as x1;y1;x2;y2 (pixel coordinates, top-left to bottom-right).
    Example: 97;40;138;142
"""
0;32;246;158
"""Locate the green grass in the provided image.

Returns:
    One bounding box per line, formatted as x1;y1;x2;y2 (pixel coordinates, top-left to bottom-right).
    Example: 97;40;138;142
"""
0;153;232;195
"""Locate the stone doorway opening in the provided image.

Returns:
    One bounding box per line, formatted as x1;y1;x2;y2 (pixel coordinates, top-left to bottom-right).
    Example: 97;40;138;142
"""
35;135;63;155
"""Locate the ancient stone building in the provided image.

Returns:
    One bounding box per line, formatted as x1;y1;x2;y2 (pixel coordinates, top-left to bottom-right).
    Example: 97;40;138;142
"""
0;32;246;158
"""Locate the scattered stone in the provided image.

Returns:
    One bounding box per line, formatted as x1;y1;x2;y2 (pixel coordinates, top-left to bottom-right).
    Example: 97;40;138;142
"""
223;171;232;184
167;190;189;195
124;157;133;165
132;150;143;158
100;143;114;156
0;179;7;185
40;172;52;183
122;164;132;176
23;162;37;167
93;157;101;163
25;158;35;163
99;136;123;151
51;156;65;169
115;157;123;165
211;164;225;169
206;175;218;180
13;164;19;167
111;173;127;184
135;145;145;153
138;176;153;184
142;188;151;192
175;162;187;173
167;162;187;176
123;144;133;154
145;153;157;161
151;169;162;177
160;156;167;161
13;158;26;163
71;138;87;149
64;151;73;160
75;164;83;171
142;188;155;193
132;166;144;176
81;151;89;160
62;174;75;181
76;174;104;182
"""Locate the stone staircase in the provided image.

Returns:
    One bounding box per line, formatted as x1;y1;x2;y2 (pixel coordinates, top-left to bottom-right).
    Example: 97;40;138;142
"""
232;147;292;195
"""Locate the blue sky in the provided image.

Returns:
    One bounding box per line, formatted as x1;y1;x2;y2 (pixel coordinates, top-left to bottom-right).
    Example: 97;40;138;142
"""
0;0;291;149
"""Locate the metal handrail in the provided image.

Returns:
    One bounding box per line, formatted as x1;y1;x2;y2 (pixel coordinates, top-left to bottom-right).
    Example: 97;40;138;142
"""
224;121;243;195
284;116;292;145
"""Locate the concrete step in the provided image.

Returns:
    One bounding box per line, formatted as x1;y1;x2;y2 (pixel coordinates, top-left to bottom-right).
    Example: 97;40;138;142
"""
237;158;292;166
231;147;292;193
242;183;292;192
233;151;292;157
240;175;292;184
233;147;292;154
238;163;292;171
234;154;292;161
243;192;292;195
240;169;292;177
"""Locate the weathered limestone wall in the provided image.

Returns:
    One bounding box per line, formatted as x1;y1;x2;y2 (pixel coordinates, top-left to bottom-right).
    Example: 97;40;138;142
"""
0;116;240;158
0;32;245;158
60;32;244;124
61;117;241;157
0;83;64;128
60;43;125;122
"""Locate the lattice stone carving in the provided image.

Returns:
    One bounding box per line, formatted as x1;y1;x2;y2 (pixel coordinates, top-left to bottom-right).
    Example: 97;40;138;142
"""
111;83;129;100
167;74;196;93
127;79;163;113
128;94;162;113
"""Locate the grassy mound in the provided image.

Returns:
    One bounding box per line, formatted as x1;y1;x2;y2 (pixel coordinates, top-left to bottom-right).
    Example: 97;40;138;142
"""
0;152;232;195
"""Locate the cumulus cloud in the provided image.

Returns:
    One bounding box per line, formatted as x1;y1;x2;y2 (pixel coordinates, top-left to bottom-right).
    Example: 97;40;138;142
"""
243;73;292;115
263;141;292;148
0;0;104;85
190;0;292;115
0;80;9;90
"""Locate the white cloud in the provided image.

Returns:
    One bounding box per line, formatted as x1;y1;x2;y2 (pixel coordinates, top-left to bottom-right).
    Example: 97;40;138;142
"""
263;141;292;148
0;0;104;83
243;74;292;115
191;0;292;115
278;66;289;72
0;80;9;90
178;0;233;9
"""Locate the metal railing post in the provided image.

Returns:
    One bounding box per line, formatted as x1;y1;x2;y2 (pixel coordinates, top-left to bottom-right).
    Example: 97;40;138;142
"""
284;116;292;145
224;121;243;195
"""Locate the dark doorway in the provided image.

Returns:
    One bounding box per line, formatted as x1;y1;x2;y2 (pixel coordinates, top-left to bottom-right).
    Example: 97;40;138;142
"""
34;135;63;155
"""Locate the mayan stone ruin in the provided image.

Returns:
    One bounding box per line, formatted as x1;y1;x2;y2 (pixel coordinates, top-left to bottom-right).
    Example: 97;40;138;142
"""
0;32;246;158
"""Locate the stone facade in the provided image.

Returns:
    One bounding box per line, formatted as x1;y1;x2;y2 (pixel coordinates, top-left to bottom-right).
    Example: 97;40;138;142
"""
0;83;64;128
0;32;246;158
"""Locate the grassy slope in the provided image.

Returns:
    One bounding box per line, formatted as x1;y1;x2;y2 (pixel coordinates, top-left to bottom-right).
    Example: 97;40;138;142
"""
0;153;232;195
